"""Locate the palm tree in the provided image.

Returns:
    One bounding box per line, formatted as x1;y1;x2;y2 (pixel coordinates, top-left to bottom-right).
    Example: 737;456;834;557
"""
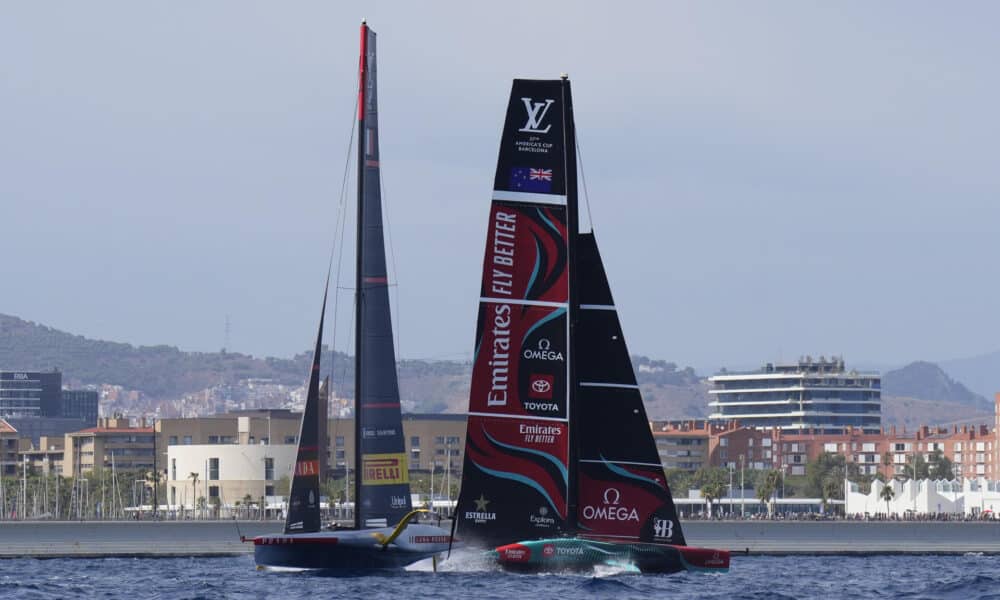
701;481;726;518
879;482;895;516
187;472;199;519
757;470;781;517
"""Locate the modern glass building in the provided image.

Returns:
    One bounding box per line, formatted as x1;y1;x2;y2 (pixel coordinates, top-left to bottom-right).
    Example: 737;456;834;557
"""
0;371;61;418
708;356;881;434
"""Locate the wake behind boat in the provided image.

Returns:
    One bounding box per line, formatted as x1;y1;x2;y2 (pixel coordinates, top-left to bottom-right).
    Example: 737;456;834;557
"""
450;76;729;574
252;21;452;572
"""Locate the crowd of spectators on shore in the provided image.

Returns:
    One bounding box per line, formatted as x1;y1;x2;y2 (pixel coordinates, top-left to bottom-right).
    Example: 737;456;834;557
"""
687;511;998;522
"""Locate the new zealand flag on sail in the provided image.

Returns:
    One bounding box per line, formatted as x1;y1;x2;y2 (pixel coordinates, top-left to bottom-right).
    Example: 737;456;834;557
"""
509;167;553;193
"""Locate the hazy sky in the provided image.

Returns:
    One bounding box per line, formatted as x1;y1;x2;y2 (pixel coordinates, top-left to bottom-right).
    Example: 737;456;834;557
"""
2;2;999;374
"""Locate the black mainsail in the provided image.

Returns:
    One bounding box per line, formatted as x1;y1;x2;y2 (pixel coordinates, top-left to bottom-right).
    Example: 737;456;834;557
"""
354;22;411;528
574;233;686;546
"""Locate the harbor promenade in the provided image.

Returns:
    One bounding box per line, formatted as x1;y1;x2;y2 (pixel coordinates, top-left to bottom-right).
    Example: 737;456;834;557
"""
3;520;1000;558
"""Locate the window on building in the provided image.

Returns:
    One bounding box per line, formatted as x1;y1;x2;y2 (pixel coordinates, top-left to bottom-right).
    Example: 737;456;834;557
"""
720;438;728;447
168;436;178;445
285;436;296;444
955;442;963;451
208;458;219;480
955;453;963;463
435;436;445;445
335;436;345;448
220;436;234;444
171;458;176;481
410;436;420;448
265;485;275;496
264;457;274;481
762;438;772;447
447;436;460;445
335;449;345;460
208;435;219;444
208;485;219;498
824;443;837;453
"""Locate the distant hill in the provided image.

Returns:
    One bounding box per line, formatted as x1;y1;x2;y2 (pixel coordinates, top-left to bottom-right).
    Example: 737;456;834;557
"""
939;350;1000;401
0;313;316;398
0;313;704;418
882;361;991;411
879;360;993;428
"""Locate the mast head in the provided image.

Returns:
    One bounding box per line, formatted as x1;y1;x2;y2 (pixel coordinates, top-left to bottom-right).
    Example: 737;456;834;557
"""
560;72;569;80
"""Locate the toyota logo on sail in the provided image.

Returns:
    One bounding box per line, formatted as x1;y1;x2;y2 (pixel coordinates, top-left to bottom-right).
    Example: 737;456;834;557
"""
532;379;551;394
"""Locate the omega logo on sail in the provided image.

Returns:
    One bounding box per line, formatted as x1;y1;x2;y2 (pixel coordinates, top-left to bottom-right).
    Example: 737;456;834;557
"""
522;338;564;362
581;487;640;522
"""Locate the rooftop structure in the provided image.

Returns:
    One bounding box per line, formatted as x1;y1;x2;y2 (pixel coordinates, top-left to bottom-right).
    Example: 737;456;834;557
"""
708;355;881;434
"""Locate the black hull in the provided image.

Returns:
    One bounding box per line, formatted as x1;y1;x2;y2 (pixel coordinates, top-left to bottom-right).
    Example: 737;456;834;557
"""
253;524;452;572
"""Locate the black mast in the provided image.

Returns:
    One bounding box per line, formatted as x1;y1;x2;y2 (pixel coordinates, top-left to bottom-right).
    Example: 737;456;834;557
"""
562;74;580;533
353;20;367;530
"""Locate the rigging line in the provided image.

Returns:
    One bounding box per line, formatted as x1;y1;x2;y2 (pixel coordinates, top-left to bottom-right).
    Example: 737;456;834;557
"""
576;135;594;233
376;143;404;362
329;91;360;392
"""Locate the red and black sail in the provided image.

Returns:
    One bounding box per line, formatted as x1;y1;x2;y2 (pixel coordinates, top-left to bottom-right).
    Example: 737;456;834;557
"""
573;233;686;546
455;79;573;546
354;22;412;528
457;76;687;550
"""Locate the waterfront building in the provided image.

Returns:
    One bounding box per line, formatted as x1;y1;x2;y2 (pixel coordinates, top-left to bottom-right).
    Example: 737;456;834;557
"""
653;421;710;471
63;417;155;477
60;389;99;426
846;477;1000;518
155;409;301;477
166;442;297;513
700;420;993;478
17;436;64;475
0;371;61;418
0;418;17;476
5;416;90;446
708;356;881;434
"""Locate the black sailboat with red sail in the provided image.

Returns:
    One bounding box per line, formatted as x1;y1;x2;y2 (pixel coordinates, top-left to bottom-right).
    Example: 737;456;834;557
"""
251;21;452;571
451;76;729;574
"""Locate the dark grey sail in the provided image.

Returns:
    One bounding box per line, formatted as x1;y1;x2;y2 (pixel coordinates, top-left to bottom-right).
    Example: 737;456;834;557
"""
284;288;328;534
354;23;412;528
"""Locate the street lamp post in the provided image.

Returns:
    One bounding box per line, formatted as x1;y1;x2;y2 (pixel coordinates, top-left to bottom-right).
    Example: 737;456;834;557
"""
739;454;745;518
728;463;734;518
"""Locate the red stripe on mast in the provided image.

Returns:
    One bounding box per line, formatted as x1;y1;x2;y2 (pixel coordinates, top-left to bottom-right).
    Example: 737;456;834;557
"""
358;22;367;121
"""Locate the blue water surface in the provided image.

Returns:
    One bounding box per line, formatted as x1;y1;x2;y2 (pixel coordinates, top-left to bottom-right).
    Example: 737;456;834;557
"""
1;554;998;599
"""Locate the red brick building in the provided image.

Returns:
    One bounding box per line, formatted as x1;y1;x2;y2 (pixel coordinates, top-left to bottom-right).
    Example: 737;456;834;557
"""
653;392;1000;478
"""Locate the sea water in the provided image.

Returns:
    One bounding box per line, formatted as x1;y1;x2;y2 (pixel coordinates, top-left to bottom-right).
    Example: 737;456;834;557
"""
1;553;998;599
